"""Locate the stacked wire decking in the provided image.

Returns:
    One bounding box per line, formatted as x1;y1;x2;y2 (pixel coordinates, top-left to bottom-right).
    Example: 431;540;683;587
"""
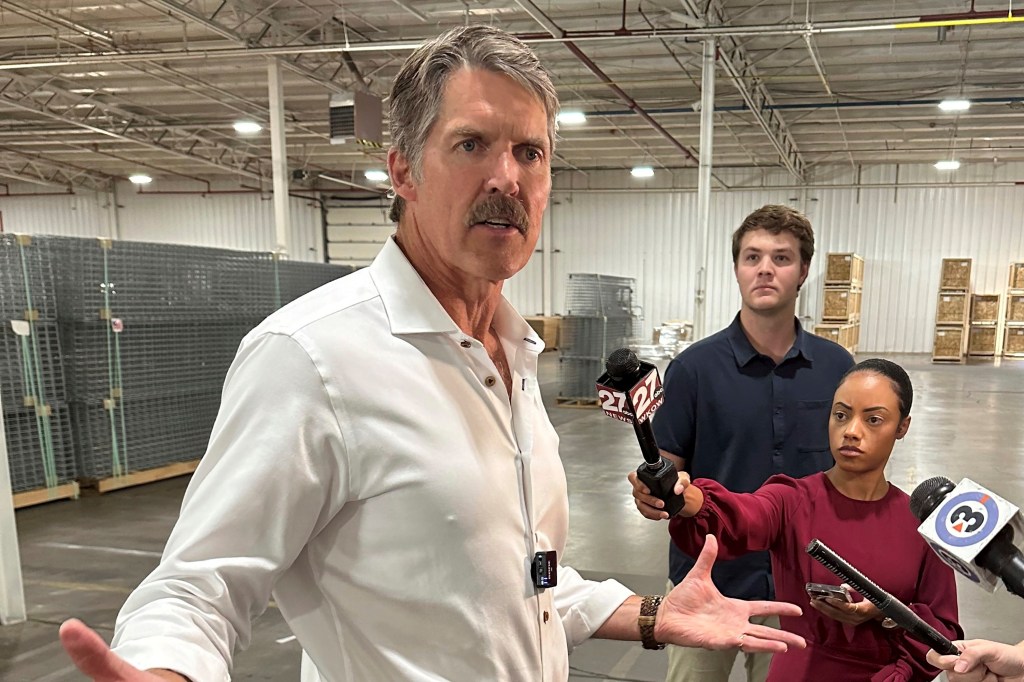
0;235;76;494
2;235;352;497
558;274;639;402
274;259;350;306
48;238;277;480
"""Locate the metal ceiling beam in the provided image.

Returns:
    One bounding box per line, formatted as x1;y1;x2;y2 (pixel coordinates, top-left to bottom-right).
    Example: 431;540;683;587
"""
139;0;353;95
2;10;1023;72
3;0;326;142
513;1;704;168
679;0;805;180
0;71;264;181
0;149;111;191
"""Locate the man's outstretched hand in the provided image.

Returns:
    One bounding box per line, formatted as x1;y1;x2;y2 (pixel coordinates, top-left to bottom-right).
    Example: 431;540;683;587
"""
656;535;806;654
59;619;187;682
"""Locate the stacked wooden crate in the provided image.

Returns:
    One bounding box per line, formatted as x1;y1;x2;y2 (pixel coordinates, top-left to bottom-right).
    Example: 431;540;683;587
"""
968;294;1000;357
932;258;972;363
813;253;863;355
1004;262;1024;358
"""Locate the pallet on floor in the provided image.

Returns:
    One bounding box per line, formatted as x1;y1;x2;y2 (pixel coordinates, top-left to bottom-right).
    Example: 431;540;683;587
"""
931;356;966;364
13;482;80;509
556;397;601;408
91;459;201;494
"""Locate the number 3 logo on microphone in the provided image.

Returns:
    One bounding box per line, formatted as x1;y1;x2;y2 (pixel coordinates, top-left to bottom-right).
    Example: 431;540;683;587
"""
935;491;1001;548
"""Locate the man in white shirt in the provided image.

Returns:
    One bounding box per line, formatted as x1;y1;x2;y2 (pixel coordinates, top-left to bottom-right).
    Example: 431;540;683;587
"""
59;25;805;682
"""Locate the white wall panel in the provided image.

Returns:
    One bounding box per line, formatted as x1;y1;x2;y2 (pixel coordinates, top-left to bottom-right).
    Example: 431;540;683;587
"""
119;187;324;262
0;181;324;262
536;163;1024;354
0;189;112;237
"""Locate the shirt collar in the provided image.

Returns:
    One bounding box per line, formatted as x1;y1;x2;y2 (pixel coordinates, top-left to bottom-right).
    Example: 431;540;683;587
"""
368;236;544;353
727;313;813;367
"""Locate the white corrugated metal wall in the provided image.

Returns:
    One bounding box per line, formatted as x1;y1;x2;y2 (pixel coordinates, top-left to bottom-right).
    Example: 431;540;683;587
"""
541;163;1024;353
0;189;112;237
5;165;1024;353
0;180;324;262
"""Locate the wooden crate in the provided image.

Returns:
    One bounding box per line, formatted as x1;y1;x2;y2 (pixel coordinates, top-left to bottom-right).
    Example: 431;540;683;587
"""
524;315;561;351
823;287;861;322
825;253;864;286
932;326;966;361
940;258;972;291
1007;294;1024;324
968;325;998;357
1009;262;1024;291
936;292;969;324
970;294;1001;324
1006;327;1024;356
813;323;856;352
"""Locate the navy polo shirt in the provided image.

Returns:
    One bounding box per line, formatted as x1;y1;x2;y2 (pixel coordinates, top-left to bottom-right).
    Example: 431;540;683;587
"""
652;313;854;600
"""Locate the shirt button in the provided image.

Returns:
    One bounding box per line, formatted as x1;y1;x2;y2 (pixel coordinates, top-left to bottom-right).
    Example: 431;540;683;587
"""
543;611;550;623
485;376;497;387
460;340;471;348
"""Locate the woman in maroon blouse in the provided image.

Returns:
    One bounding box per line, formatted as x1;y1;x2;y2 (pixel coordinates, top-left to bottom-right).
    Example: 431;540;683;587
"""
631;358;962;681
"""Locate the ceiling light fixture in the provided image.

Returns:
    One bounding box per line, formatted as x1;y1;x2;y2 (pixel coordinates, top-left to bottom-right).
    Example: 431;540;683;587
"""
556;111;587;125
630;166;655;178
128;173;153;185
233;120;263;134
938;99;971;112
364;170;389;183
934;160;961;171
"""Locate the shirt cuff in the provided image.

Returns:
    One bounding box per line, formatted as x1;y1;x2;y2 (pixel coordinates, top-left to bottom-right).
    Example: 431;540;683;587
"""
556;572;635;650
113;636;230;682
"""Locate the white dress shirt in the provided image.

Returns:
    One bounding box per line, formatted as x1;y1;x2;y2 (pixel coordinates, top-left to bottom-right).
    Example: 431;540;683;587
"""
111;237;633;681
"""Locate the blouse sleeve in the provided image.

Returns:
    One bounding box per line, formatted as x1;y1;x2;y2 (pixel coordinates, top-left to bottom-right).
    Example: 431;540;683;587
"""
874;547;963;681
667;475;800;561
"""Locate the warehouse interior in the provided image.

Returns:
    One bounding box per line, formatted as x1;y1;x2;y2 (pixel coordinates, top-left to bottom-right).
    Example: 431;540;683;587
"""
2;1;1024;680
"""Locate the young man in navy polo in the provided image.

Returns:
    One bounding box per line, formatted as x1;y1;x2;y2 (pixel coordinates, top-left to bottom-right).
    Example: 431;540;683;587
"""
649;205;854;682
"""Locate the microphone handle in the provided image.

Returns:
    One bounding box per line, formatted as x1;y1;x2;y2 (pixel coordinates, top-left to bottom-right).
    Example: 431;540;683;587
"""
977;527;1024;598
629;406;686;516
636;458;686;517
806;539;959;656
632;415;662;466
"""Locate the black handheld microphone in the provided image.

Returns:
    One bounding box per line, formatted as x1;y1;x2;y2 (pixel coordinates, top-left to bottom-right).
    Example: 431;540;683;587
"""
805;539;959;656
596;348;685;516
910;476;1024;598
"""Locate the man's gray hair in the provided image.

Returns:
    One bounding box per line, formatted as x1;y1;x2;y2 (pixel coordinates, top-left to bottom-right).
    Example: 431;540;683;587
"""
387;24;559;223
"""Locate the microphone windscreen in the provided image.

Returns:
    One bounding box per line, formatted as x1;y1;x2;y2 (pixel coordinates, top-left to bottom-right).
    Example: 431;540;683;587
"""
605;348;640;379
910;476;955;521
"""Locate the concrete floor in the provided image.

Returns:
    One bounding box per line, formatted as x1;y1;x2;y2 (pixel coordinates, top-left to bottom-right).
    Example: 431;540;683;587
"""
3;353;1024;681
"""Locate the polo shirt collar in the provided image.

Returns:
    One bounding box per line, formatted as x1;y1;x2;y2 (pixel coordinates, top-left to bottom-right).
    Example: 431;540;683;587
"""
727;313;814;367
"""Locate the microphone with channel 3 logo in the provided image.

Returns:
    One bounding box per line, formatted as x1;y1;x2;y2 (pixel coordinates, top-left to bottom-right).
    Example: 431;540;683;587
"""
911;476;1024;598
596;348;685;516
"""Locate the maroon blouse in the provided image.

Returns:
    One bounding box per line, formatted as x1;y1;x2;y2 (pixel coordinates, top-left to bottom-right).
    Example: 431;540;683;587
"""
669;472;962;681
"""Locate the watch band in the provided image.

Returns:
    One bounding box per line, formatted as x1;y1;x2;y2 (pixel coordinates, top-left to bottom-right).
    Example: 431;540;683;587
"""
639;594;665;650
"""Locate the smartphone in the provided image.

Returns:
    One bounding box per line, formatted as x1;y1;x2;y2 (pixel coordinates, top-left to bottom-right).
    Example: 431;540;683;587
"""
805;582;853;602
